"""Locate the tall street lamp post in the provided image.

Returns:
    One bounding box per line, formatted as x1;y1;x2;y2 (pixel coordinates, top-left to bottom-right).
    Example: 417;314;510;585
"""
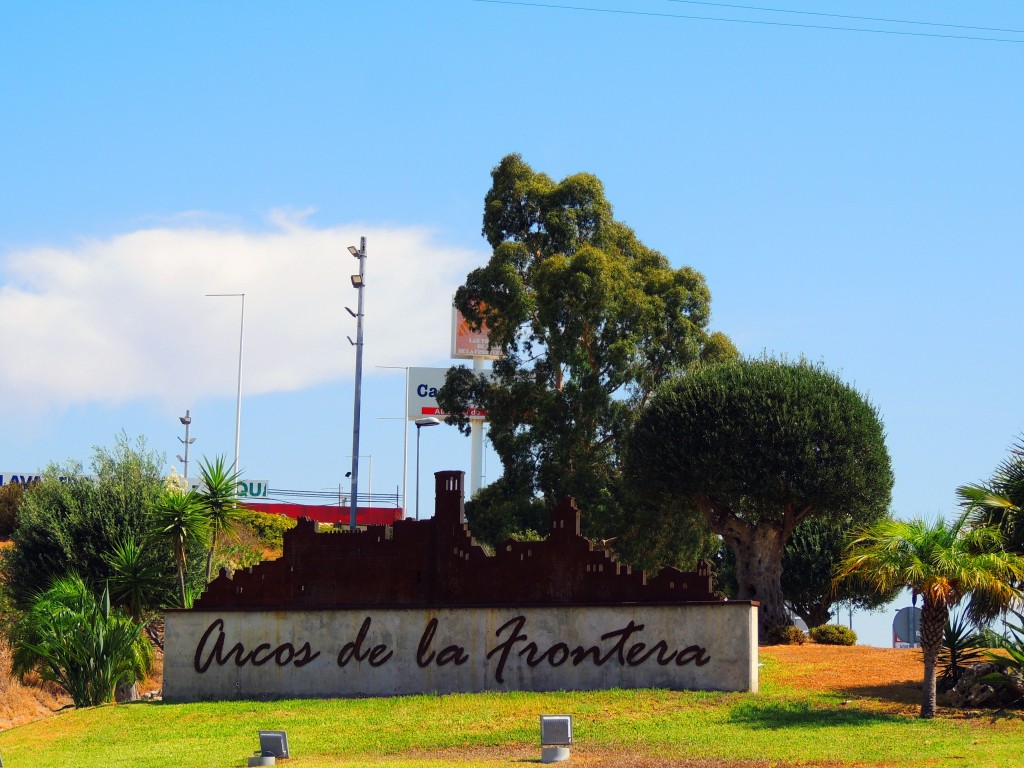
347;238;367;532
414;417;440;520
176;409;196;479
207;292;245;472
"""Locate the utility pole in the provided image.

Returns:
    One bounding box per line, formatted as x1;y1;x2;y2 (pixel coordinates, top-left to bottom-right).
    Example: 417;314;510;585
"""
347;237;367;532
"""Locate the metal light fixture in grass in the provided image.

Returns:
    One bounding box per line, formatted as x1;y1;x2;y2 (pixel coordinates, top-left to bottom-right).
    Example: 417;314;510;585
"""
247;730;289;766
540;715;572;763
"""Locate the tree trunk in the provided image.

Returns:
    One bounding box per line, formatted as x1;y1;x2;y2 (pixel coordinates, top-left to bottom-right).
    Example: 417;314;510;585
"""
727;524;789;638
790;600;833;630
206;530;219;582
177;566;187;608
115;681;140;702
918;599;947;718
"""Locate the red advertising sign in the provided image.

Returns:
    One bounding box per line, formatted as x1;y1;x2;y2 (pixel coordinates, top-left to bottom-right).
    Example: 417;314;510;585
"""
452;306;501;360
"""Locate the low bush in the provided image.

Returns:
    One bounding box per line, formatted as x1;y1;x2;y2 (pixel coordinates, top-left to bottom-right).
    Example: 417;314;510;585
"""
764;624;806;645
0;483;24;539
809;624;857;646
234;509;296;549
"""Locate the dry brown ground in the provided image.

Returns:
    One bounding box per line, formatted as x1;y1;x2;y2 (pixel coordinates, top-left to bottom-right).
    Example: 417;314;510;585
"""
760;644;924;715
0;638;162;731
0;634;69;731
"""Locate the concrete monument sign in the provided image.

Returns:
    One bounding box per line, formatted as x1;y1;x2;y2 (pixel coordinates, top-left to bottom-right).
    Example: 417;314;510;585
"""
164;471;758;701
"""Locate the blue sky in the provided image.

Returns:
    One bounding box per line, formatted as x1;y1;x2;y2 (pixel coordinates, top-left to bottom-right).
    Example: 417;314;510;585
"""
2;1;1022;645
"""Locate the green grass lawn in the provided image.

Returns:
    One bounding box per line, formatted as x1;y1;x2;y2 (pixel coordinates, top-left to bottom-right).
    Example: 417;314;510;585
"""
1;662;1021;768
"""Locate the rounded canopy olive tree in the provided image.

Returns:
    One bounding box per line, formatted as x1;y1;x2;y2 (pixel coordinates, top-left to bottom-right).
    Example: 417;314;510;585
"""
625;358;893;636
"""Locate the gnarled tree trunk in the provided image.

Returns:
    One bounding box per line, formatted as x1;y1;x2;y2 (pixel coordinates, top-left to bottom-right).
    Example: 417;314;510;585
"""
726;524;789;637
789;599;834;630
696;495;809;640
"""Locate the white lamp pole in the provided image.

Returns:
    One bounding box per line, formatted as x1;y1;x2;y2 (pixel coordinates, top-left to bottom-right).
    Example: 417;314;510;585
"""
206;292;245;472
414;417;441;520
375;365;410;514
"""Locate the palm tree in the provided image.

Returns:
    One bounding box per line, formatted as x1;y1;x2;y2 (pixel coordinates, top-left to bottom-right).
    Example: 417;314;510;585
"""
957;438;1024;554
835;515;1024;718
196;455;242;581
151;489;209;607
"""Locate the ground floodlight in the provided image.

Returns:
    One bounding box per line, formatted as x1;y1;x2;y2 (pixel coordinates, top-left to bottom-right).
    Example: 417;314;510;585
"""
248;730;289;764
259;730;289;758
540;715;572;763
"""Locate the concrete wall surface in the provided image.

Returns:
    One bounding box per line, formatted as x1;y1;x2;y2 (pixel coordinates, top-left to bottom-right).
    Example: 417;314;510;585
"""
164;603;758;702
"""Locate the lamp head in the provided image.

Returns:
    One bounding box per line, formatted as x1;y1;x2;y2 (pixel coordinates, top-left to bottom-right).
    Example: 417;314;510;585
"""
348;245;360;257
540;715;573;746
351;274;364;289
415;417;441;428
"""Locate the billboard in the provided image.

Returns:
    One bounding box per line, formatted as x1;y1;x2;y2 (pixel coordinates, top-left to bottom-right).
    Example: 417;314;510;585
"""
407;367;487;421
451;306;501;360
0;472;267;500
0;472;77;486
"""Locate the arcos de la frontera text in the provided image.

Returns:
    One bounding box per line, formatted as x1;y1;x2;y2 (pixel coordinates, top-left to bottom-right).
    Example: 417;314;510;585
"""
165;471;759;699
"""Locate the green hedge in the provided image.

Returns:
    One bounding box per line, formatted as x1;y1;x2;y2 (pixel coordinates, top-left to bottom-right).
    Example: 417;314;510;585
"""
809;624;857;645
234;509;296;549
764;624;807;646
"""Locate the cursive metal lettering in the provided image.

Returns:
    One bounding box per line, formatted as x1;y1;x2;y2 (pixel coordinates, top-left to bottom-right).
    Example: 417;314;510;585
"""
193;618;321;673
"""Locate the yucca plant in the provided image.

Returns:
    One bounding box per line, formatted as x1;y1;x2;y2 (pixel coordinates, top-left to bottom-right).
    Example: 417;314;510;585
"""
196;455;242;581
936;611;985;692
9;574;153;708
985;612;1024;683
104;537;172;620
150;489;209;607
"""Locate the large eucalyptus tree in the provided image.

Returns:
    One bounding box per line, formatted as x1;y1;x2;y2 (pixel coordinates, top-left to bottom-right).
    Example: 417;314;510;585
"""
438;154;735;548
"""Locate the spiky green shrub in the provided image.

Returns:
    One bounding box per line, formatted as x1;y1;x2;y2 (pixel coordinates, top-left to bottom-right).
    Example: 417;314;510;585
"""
985;612;1024;682
937;612;985;691
9;574;153;707
104;537;172;621
809;625;857;646
195;455;242;581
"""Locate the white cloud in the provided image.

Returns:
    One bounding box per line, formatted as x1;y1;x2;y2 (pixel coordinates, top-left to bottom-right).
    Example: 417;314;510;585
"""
0;217;485;409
